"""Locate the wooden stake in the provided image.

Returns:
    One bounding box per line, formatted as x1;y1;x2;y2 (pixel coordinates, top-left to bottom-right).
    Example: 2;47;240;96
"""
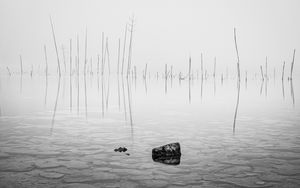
50;16;61;76
234;28;240;81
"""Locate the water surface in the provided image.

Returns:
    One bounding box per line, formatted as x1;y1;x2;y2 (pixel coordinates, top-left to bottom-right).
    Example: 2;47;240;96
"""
0;75;299;187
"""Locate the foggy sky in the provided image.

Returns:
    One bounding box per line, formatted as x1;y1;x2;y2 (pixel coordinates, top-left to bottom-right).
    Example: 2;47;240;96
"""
0;0;299;77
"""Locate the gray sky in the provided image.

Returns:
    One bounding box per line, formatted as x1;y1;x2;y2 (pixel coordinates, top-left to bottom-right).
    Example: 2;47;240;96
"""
0;0;299;76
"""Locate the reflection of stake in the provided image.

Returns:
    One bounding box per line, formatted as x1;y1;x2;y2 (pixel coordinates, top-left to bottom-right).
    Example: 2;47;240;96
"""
233;81;240;133
45;73;48;106
70;39;72;111
101;75;105;117
121;77;127;120
127;78;133;127
260;80;264;95
290;80;295;106
84;74;87;119
51;77;61;135
282;79;285;99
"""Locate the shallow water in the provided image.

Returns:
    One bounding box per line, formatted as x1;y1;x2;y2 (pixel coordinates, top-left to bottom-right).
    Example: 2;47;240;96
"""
0;75;299;188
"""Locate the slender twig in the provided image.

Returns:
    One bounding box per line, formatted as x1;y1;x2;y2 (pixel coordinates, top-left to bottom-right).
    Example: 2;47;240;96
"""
290;49;296;80
260;65;264;81
234;28;240;81
84;28;88;75
50;16;61;77
106;37;111;74
62;45;67;73
6;67;11;76
282;61;285;80
188;56;191;80
117;38;121;74
265;56;268;80
19;55;23;74
127;17;134;77
201;53;203;80
121;25;127;75
44;45;48;75
213;57;216;78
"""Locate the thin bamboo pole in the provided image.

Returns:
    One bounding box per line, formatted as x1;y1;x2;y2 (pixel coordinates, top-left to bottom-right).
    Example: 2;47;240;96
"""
201;53;203;79
121;25;127;75
282;61;285;80
213;57;216;78
19;55;23;74
260;65;264;81
44;45;48;75
84;28;88;75
50;16;61;77
290;49;296;80
188;56;191;80
127;18;134;77
117;38;121;74
234;28;240;81
6;67;11;76
265;56;268;80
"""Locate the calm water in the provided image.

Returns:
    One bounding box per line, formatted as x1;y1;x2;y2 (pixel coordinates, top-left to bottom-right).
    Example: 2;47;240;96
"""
0;74;299;188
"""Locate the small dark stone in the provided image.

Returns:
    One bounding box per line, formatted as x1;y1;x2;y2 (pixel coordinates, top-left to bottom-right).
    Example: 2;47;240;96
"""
114;147;128;152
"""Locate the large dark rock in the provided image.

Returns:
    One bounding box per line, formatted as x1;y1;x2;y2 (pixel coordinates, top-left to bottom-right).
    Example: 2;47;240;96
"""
152;155;181;165
152;142;181;165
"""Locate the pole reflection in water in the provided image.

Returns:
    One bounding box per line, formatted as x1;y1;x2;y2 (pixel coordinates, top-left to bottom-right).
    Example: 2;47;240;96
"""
101;75;105;117
106;75;110;110
165;76;168;94
188;77;191;104
144;76;148;94
282;79;285;99
121;76;127;120
290;80;295;106
265;79;268;97
20;75;23;93
84;74;88;119
126;77;133;139
44;74;48;106
214;77;216;96
117;75;121;110
201;77;203;100
51;76;61;135
233;80;240;134
260;80;264;95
